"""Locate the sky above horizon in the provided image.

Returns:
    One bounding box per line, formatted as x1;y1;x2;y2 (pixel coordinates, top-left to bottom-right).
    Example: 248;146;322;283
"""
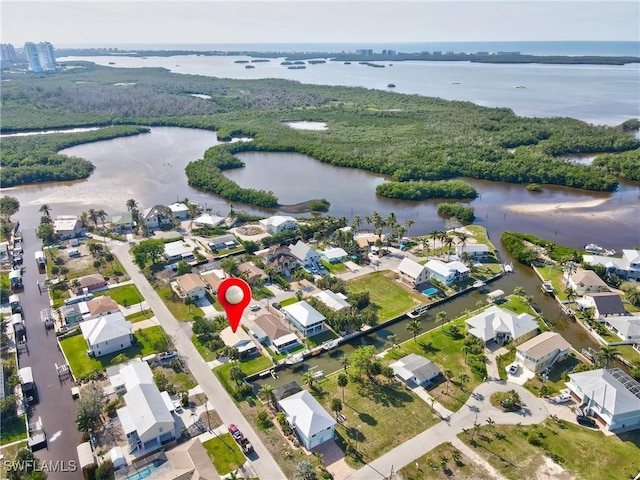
1;1;638;47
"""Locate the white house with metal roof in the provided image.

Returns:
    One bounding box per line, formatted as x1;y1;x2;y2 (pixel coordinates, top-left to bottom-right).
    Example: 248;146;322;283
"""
605;316;640;344
397;257;429;289
289;240;321;268
583;250;640;281
465;306;538;345
80;311;133;357
163;240;196;263
259;215;298;235
282;301;325;337
168;202;190;219
390;353;441;387
566;368;640;431
313;290;350;313
321;247;348;264
278;390;336;449
455;243;490;258
53;215;82;239
424;259;470;286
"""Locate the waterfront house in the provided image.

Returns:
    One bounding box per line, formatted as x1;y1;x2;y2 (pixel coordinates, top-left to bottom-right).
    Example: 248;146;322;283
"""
254;313;300;353
201;270;226;294
455;244;490;258
566;368;640;431
313;290;351;314
259;215;298;235
111;212;134;232
194;213;225;228
53;215;82;239
289;240;321;269
397;257;429;289
277;390;336;450
605;316;640;344
174;273;207;300
582;250;640;281
390;353;441;387
424;259;470;287
74;273;108;295
238;262;268;285
163;240;196;263
167;202;190;219
141;205;173;229
515;331;571;373
282;301;326;337
465;306;539;345
259;245;300;277
80;311;133;357
208;234;238;252
321;247;348;264
86;296;120;318
578;292;627;319
565;269;609;296
62;303;84;325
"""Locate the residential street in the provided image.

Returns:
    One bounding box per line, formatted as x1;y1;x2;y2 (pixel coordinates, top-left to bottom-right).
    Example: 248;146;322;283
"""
111;241;286;479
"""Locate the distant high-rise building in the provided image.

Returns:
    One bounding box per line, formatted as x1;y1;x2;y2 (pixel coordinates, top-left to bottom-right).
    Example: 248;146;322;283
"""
24;41;57;72
0;43;17;63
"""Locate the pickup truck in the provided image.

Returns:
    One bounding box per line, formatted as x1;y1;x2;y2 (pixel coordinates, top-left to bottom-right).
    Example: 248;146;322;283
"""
228;424;254;454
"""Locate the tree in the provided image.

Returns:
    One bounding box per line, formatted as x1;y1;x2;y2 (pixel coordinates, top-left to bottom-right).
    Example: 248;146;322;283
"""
436;310;447;331
154;370;169;391
259;384;274;409
444;235;455;261
340;354;350;372
39;204;52;219
486;417;496;430
349;345;377;379
295;460;316;480
0;196;19;221
407;318;422;342
451;449;462;465
386;333;398;349
337;373;348;403
459;373;469;391
331;397;343;418
6;448;47;480
513;286;526;297
597;345;618;368
229;366;245;385
565;285;577;304
625;287;640;307
75;383;105;433
302;370;316;389
462;345;471;365
184;296;193;314
443;369;454;394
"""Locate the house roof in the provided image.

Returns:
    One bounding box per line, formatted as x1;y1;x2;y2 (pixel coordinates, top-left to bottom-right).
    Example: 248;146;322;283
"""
164;438;221;480
606;316;640;339
111;212;133;225
570;269;608;288
195;214;225;226
238;262;268;280
516;331;571;360
623;249;640;264
465;306;538;342
86;296;119;316
273;333;300;349
76;273;106;289
108;358;156;392
255;313;290;340
260;215;297;228
283;301;326;327
141;205;167;220
53;215;79;231
209;234;237;246
584;292;627;316
272;381;303;401
583;255;629;271
177;273;206;293
424;259;469;277
202;271;225;291
278;390;336;439
119;383;174;438
313;290;350;312
390;353;440;383
322;247;348;261
457;244;490;253
289;240;319;262
168;202;189;213
568;368;640;418
164;240;194;259
80;311;132;346
398;257;426;279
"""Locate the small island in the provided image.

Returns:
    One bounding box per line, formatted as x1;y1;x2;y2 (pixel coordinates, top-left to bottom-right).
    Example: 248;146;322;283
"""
387;83;396;88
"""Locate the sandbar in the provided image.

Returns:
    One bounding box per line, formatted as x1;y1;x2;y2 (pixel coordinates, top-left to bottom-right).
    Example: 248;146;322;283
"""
506;198;610;214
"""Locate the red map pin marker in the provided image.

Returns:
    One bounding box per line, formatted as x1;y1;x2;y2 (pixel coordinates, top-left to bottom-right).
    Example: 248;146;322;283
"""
217;278;252;333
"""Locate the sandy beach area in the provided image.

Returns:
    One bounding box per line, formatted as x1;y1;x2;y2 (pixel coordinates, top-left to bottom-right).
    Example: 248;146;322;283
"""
506;198;610;214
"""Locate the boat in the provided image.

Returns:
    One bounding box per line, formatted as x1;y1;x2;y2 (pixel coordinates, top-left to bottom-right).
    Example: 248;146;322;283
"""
311;371;324;380
541;280;555;294
407;304;429;318
584;244;616;256
561;305;576;319
581;347;597;362
258;369;271;378
322;339;339;351
270;369;278;379
503;263;513;273
285;353;304;365
472;280;486;289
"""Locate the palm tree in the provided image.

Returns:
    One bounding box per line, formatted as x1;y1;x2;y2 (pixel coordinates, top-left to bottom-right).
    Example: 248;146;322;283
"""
337;373;348;403
404;219;415;238
513;286;526;297
386;333;398;349
443;369;454;394
88;208;99;228
39;204;52;219
340;355;350;373
436;310;447;331
451;449;462;465
565;285;577;304
444;235;455;261
462;345;471;365
259;384;274;409
407;318;422;343
331;397;343;419
486;417;495;430
385;212;397;248
456;231;468;252
97;209;108;230
264;264;276;283
597;346;618;368
459;373;469;391
126;198;139;212
184;296;193;314
351;214;362;231
625;287;640;307
302;370;315;389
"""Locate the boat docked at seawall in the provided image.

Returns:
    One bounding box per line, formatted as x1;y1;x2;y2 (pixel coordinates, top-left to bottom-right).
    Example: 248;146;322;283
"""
407;304;429;318
472;280;486;289
322;339;339;351
503;263;513;273
541;280;555;295
285;353;304;365
584;244;616;256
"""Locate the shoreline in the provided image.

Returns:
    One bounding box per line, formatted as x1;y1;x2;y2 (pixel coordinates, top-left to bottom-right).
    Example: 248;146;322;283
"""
506;198;610;214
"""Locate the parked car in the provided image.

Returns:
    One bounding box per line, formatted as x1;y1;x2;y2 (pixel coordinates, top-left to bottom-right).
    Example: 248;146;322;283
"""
553;393;572;404
272;302;282;310
576;415;597;427
250;304;261;312
159;351;178;362
506;363;519;375
228;424;244;441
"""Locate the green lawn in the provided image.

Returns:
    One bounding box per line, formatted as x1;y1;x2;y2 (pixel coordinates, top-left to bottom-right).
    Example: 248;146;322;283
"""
496;349;516;381
156;285;204;321
321;259;346;274
279;297;298;307
501;295;534;316
536;266;566;300
1;416;27;445
125;309;154;323
0;441;28;480
202;433;246;475
458;420;640;480
347;271;425;320
216;354;274;381
312;373;439;467
616;344;640;364
399;441;494;480
384;319;487;412
192;334;218;362
60;326;170;378
96;284;143;306
306;329;338;347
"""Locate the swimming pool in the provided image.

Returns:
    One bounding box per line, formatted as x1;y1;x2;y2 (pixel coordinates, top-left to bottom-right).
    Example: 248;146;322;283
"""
422;288;438;296
124;460;166;480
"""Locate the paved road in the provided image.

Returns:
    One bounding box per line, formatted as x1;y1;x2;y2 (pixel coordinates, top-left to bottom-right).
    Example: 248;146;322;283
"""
111;241;286;479
17;226;83;479
345;381;549;480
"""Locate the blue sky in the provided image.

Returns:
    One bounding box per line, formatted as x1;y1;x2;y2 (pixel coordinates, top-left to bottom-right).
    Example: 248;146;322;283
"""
1;1;638;46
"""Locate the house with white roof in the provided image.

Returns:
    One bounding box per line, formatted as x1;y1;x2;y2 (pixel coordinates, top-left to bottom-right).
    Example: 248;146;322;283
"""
282;301;325;337
565;269;608;296
455;244;490;258
289;240;321;269
515;331;571;373
278;390;336;449
259;215;298;235
583;250;640;281
163;240;196;263
80;311;133;357
390;353;441;387
194;213;225;227
313;290;351;313
397;258;429;290
465;306;539;345
53;215;82;239
566;368;640;431
424;259;470;286
168;202;190;219
605;316;640;344
321;247;348;264
141;205;173;229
